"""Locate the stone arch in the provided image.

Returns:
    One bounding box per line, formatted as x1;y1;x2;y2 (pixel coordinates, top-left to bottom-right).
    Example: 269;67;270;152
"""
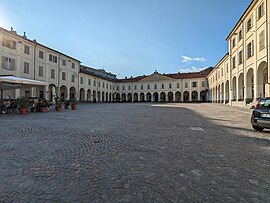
133;93;138;102
160;92;166;102
246;68;254;103
200;91;206;102
115;93;121;102
175;91;181;102
69;87;76;102
220;83;224;103
80;88;86;102
102;92;105;102
121;93;126;102
146;92;151;102
109;93;112;102
140;93;145;102
232;76;237;101
60;85;68;101
168;92;173;102
93;90;96;102
183;91;189;102
225;80;229;103
97;91;101;102
238;73;244;101
192;91;198;102
258;61;268;98
153;92;159;102
127;93;132;102
87;89;91;102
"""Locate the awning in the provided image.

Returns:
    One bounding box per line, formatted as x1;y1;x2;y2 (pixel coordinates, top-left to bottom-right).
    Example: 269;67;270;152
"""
0;76;48;91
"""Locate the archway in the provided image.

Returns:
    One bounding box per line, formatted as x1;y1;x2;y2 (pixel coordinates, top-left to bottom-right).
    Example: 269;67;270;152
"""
246;68;254;103
160;92;166;102
168;92;173;102
60;85;67;101
225;80;229;103
80;88;86;102
127;93;132;102
146;92;151;102
153;92;158;102
93;90;96;102
116;93;121;102
232;76;237;101
121;93;126;102
69;87;76;102
102;92;105;102
87;89;91;102
109;93;112;102
221;83;224;103
183;91;189;102
258;61;268;98
133;93;138;102
238;73;244;101
200;91;206;102
140;93;145;102
105;92;108;102
49;84;57;102
97;91;101;102
175;91;181;102
192;91;198;102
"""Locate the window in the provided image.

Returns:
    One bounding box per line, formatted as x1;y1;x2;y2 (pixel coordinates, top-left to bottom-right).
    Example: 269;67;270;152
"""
39;51;44;59
128;85;130;90
49;54;57;63
147;84;150;89
62;59;66;66
80;77;83;84
232;38;236;48
185;82;188;88
1;56;15;70
226;63;229;73
2;38;16;49
247;41;254;59
72;63;75;69
161;84;164;89
62;72;66;81
38;66;43;77
106;83;108;89
259;30;265;51
98;81;100;87
169;83;172;88
192;82;197;88
154;84;157;89
23;62;30;74
232;56;236;69
258;3;264;20
221;68;224;76
202;81;206;87
24;46;30;54
238;30;243;41
246;17;252;32
116;86;119;90
102;82;105;88
177;83;180;88
94;80;96;86
71;74;75;82
88;79;91;85
110;84;112;89
122;86;125;91
51;69;55;79
141;85;143;90
239;51;243;65
134;85;137;90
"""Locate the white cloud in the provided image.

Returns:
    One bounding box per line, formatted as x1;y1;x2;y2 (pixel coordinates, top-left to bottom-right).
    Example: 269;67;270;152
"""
181;55;207;63
179;66;208;73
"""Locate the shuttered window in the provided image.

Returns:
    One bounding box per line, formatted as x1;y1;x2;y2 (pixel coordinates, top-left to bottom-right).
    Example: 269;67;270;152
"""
2;56;15;70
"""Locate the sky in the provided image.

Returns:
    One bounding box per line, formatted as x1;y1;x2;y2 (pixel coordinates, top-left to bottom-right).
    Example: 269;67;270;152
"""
0;0;252;78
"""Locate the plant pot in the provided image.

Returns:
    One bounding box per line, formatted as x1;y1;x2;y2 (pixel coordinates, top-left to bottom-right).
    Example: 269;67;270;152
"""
64;105;69;109
40;106;46;113
71;104;77;110
55;106;61;112
19;107;28;115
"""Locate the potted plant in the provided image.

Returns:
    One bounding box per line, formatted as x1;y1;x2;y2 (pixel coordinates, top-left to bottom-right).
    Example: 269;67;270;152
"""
64;100;70;109
71;99;77;110
55;96;62;112
18;97;29;115
36;101;47;113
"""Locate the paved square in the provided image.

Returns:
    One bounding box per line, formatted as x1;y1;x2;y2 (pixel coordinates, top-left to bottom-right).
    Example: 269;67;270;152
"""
0;103;270;202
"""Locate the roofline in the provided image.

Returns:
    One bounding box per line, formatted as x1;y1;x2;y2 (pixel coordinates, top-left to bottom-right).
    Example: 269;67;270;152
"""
0;27;81;63
226;0;255;40
207;53;229;77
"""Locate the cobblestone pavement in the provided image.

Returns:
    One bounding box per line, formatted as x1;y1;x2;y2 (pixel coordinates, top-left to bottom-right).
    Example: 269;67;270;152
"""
0;103;270;202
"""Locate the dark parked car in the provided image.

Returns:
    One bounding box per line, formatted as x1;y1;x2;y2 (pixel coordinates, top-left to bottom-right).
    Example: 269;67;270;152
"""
251;97;270;131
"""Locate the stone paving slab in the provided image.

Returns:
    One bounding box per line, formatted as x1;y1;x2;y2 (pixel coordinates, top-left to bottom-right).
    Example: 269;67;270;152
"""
0;103;269;202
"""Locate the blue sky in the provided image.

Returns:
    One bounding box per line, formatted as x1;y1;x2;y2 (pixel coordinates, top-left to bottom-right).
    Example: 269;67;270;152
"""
0;0;252;78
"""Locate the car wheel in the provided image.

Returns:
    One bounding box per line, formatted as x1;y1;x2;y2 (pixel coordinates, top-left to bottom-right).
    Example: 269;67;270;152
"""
252;126;264;132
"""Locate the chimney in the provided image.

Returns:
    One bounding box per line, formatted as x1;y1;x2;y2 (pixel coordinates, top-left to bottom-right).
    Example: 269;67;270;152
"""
23;32;27;38
33;39;37;43
125;76;127;79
